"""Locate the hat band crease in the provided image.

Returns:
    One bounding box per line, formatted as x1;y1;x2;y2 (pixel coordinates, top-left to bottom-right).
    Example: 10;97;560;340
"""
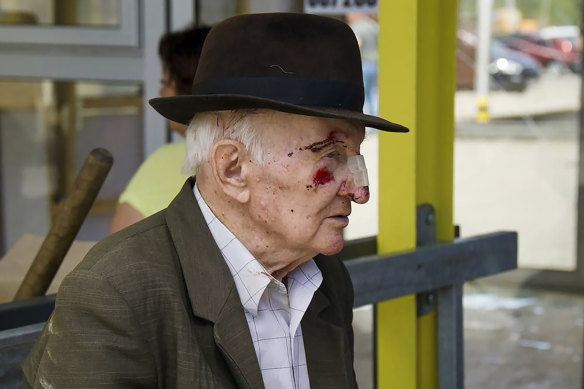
192;77;364;111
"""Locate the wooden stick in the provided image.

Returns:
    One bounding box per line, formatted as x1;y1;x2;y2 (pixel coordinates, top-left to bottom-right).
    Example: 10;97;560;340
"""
13;148;113;300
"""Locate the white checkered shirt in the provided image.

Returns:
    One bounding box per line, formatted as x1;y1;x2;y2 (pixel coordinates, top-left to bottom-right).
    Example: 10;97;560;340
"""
194;184;323;389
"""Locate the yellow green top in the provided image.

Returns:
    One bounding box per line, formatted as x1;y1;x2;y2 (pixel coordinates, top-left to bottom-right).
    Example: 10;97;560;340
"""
118;141;190;217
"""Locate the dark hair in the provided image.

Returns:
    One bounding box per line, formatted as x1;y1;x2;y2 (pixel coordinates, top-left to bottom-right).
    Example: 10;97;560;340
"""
158;25;211;96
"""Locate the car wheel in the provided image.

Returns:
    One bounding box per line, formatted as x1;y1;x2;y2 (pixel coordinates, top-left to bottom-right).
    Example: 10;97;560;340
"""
547;60;569;75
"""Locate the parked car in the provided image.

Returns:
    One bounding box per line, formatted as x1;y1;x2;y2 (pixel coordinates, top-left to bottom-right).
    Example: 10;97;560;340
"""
489;39;540;91
498;27;581;73
539;25;582;72
457;30;541;92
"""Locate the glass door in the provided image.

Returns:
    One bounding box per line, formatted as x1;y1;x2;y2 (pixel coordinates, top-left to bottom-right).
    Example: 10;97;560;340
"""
0;0;165;253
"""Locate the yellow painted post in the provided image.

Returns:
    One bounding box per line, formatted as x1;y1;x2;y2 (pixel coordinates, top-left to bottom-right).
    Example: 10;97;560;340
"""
377;0;457;387
377;0;418;387
475;96;491;123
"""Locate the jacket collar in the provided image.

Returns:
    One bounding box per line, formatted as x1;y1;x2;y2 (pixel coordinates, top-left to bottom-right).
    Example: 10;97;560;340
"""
302;269;353;388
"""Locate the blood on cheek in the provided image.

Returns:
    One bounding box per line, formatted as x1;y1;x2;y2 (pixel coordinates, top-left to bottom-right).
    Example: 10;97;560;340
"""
313;167;334;186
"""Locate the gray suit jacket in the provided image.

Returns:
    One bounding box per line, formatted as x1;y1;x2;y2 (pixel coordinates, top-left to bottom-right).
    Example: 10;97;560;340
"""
22;178;357;388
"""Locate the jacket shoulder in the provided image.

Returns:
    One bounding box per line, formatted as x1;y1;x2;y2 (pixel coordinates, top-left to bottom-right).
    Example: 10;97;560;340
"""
66;211;186;307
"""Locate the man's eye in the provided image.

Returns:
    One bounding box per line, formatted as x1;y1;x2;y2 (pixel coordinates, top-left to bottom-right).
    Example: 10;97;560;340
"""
325;151;341;159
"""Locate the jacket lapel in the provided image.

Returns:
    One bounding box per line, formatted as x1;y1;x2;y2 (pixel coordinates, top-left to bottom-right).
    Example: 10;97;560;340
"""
302;286;351;388
165;178;264;389
214;286;265;389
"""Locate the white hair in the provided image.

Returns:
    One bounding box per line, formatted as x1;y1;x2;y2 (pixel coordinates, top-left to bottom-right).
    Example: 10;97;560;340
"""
182;109;267;175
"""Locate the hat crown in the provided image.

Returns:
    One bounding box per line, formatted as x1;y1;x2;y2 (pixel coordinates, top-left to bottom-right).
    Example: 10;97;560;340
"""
194;13;364;90
148;13;409;133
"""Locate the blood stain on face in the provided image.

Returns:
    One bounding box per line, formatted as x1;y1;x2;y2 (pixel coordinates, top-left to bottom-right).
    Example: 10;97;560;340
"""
302;132;342;153
313;167;334;186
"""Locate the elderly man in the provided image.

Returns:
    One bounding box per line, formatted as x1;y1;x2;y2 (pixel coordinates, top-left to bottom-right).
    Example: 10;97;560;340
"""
22;13;407;389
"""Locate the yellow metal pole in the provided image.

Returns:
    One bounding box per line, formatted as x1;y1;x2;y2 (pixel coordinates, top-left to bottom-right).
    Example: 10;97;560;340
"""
377;0;457;387
377;1;418;387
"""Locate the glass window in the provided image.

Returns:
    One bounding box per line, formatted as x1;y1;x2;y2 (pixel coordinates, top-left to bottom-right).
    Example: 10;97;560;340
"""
0;0;120;26
198;0;237;25
458;1;583;387
455;0;580;271
0;79;143;252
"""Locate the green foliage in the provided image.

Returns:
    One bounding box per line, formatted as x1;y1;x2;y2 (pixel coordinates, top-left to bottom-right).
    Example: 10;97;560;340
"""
459;0;581;27
513;0;580;25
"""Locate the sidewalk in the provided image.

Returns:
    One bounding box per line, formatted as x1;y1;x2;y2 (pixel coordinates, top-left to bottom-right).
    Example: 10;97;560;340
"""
455;72;580;122
352;284;584;388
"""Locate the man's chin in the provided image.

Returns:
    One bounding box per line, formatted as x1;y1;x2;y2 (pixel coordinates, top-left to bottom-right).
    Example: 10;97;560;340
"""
319;238;345;256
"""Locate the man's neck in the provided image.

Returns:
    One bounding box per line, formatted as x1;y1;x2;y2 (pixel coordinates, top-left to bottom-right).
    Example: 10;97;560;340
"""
197;182;313;281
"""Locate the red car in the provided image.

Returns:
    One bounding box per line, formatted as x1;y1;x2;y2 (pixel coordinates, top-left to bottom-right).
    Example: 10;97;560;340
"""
540;25;582;72
498;27;581;72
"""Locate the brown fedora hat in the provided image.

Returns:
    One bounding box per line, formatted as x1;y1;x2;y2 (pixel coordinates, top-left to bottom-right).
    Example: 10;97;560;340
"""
149;12;408;133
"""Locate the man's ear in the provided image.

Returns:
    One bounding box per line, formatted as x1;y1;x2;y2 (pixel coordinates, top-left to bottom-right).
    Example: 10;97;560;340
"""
210;140;250;203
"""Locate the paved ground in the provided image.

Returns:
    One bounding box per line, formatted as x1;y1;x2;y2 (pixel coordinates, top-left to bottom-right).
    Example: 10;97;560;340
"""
351;284;584;388
464;284;583;389
455;72;580;122
454;116;579;271
455;72;580;271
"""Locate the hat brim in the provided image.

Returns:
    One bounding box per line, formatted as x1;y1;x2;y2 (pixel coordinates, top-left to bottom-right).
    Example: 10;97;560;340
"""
149;94;409;133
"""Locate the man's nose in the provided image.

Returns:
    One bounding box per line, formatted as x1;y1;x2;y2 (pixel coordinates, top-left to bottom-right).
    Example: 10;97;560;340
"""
338;175;370;204
338;154;370;203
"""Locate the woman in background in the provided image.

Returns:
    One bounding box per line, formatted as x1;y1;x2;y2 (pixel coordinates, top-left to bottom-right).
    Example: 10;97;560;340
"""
110;25;209;233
